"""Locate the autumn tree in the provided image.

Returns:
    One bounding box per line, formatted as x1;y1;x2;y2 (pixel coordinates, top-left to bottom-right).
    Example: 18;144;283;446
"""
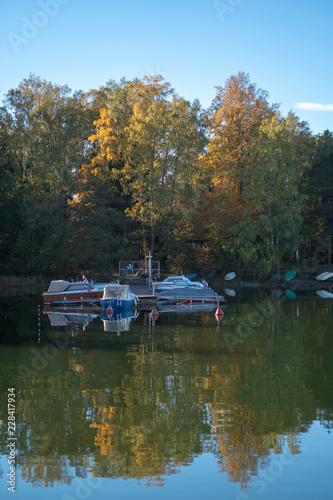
207;71;276;196
124;76;174;254
84;76;208;266
146;95;208;266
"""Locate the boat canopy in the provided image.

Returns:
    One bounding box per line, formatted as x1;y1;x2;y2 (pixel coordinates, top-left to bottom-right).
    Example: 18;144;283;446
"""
47;280;71;293
46;280;93;293
102;284;130;300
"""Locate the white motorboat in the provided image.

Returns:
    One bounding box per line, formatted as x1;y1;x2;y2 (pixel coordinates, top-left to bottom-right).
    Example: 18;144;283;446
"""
153;275;206;291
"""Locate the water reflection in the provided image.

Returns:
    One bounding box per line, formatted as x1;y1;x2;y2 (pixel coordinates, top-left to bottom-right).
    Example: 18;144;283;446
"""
43;304;101;328
101;308;140;333
0;293;332;494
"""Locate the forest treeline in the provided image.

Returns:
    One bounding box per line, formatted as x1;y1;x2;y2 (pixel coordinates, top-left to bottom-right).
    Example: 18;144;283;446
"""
0;72;332;278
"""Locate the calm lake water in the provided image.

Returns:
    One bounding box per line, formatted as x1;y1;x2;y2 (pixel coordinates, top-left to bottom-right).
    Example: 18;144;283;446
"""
0;291;332;500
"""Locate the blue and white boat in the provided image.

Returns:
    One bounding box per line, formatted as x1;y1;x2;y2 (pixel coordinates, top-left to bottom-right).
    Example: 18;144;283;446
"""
100;284;138;310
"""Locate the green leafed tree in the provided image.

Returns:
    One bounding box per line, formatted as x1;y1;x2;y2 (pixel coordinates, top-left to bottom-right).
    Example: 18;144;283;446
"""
232;112;312;273
304;130;333;264
68;163;138;275
1;75;95;274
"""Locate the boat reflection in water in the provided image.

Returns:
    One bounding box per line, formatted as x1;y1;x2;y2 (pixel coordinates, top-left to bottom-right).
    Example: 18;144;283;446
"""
101;308;140;333
156;302;217;314
43;304;140;333
43;304;101;329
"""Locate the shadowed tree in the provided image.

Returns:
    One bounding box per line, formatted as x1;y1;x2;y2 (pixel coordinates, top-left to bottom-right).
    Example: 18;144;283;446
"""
304;130;333;264
1;75;95;274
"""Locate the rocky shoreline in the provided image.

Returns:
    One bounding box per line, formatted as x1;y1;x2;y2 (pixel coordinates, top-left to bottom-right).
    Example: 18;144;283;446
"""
208;269;333;292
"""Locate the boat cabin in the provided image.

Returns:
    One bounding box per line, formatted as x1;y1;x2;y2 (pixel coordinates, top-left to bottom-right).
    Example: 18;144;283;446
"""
102;284;131;300
46;280;94;293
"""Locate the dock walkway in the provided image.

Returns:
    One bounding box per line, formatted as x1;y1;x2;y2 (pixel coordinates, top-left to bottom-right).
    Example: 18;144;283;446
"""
125;278;156;309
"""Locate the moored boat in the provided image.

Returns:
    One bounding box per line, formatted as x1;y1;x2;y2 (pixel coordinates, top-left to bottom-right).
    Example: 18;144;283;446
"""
153;275;206;291
100;284;138;310
42;278;105;305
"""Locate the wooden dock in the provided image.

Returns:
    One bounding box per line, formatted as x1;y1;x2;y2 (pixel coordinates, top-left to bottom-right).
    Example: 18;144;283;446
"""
126;279;157;309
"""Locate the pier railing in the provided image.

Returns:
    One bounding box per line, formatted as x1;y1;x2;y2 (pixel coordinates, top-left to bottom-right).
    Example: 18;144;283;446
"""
119;261;160;280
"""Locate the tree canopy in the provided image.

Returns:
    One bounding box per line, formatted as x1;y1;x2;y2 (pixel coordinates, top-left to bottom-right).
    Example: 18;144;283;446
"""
0;73;331;277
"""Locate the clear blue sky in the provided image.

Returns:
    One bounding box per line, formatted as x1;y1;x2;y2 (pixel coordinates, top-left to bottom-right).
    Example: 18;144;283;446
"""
1;0;332;134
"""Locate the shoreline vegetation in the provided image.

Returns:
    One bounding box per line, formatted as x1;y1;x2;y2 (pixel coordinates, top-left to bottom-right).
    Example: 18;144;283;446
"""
0;275;46;296
0;72;332;278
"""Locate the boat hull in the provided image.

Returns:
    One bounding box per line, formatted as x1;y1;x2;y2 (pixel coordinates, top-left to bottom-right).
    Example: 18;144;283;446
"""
100;298;135;310
42;290;103;305
153;275;205;291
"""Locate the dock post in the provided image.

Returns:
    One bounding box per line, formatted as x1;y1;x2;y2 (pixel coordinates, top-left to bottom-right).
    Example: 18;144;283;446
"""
38;304;41;344
146;252;152;289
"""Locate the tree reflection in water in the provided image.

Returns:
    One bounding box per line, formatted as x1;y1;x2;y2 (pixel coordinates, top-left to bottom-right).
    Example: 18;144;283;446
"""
0;295;332;490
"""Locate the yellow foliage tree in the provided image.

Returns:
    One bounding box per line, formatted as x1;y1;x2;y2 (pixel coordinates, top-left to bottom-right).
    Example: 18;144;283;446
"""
207;71;276;196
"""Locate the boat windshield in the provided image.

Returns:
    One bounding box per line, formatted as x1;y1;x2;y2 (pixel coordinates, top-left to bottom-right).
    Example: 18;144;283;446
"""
47;280;93;293
103;285;129;299
66;284;91;291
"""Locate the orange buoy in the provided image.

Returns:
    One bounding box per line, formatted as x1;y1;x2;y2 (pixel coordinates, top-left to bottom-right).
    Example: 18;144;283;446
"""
150;308;159;321
215;307;224;321
106;305;113;316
